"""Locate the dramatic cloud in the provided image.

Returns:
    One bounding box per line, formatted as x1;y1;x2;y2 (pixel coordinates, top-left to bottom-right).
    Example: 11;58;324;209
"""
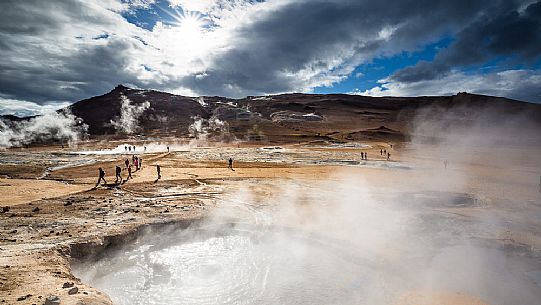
0;98;72;117
390;1;541;83
358;69;541;103
179;0;497;96
0;0;540;114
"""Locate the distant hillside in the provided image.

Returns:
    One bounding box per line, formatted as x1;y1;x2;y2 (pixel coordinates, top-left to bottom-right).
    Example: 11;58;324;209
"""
5;85;541;144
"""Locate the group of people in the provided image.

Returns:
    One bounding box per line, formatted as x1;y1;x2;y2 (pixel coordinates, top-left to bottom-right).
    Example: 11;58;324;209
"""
99;151;240;186
379;148;391;160
124;145;149;153
360;152;368;160
95;153;163;187
360;146;393;162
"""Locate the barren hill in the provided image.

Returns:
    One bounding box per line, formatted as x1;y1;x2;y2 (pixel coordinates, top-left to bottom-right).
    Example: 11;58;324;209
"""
4;85;541;145
65;86;541;143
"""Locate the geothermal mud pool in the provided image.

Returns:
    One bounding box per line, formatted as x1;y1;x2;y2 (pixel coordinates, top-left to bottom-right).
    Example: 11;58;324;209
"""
71;177;541;305
73;226;387;305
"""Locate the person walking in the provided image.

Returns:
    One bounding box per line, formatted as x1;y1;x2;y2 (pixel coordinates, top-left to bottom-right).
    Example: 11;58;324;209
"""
127;165;133;180
387;152;391;160
115;166;122;184
228;158;233;170
156;165;161;180
96;168;107;187
125;159;129;168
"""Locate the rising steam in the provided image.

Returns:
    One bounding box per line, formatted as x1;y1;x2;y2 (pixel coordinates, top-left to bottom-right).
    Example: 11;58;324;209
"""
110;95;150;134
72;103;541;305
188;115;232;144
0;110;87;148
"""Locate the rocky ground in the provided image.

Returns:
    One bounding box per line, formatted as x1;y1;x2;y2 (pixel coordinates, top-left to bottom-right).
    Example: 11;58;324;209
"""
0;140;540;305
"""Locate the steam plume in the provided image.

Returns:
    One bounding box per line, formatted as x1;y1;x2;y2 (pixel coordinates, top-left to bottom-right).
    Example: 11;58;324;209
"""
110;95;150;134
0;110;87;148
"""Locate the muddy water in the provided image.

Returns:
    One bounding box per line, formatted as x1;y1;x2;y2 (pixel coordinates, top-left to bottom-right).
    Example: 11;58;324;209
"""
73;228;389;305
71;177;541;305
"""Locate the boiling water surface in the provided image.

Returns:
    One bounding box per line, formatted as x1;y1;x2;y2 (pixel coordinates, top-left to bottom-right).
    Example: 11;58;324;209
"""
74;229;387;305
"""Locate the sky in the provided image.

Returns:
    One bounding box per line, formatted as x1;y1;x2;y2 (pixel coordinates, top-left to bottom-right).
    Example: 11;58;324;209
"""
0;0;540;116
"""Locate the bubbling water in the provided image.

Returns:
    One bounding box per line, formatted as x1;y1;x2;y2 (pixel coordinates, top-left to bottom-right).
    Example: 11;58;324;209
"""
73;228;390;305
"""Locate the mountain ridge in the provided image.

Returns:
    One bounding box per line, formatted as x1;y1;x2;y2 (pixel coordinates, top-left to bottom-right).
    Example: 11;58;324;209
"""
4;86;541;144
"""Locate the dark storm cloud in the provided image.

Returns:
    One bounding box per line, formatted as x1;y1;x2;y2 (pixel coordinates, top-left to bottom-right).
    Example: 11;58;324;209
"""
0;38;139;102
0;0;540;111
391;0;541;83
0;0;165;104
182;0;504;96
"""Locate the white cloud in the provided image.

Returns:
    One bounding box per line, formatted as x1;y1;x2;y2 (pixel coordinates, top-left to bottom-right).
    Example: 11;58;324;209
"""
0;98;71;117
358;69;541;102
0;0;540;111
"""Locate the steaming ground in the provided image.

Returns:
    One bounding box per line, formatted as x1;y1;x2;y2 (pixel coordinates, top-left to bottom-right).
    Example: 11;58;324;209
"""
1;138;540;305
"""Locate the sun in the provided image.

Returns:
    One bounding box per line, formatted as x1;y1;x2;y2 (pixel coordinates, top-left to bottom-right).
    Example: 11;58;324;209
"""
179;12;204;34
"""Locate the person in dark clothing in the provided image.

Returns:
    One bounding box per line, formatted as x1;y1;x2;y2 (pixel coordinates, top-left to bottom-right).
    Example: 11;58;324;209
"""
387;152;391;160
361;152;364;160
96;168;106;187
125;159;129;168
115;166;122;184
127;165;133;180
156;165;161;179
139;157;142;169
380;149;383;156
167;146;170;152
365;153;368;160
228;158;233;170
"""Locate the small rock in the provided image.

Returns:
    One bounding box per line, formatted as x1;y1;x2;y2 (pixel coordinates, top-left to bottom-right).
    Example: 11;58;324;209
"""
67;287;78;295
44;295;60;305
1;206;9;213
32;207;40;212
62;282;74;288
16;294;31;301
